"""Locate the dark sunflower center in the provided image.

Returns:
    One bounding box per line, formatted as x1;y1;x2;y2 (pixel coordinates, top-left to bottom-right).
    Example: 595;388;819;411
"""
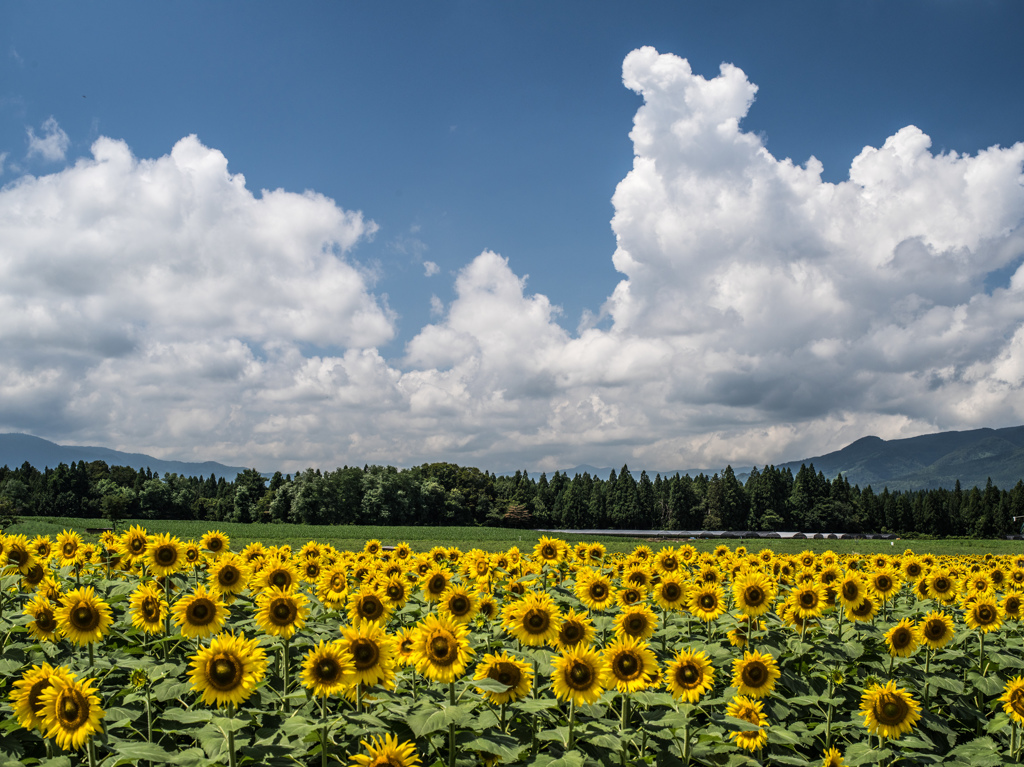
141;598;160;621
429;575;447;593
1006;597;1020;614
493;664;521;687
209;656;242;689
745;587;764;605
36;609;56;630
626;616;646;634
934;578;950;592
28;679;50;714
219;568;239;586
615;653;639;678
892;629;912;648
446;596;468;616
1009;689;1024;717
567;661;593;689
317;658;341;683
542;546;556;559
976;605;995;624
208;539;223;552
699;595;716;610
742;662;766;687
359;597;383;618
876;576;892;591
63;543;77;557
155;546;177;566
679;664;699;686
799;591;817;608
270;571;290;589
352;639;379;669
71;605;99;631
430;635;455;664
271;599;296;624
663;557;677;570
590;584;607;600
387;585;403;600
188;599;214;625
663;584;681;601
876;695;908;725
525;609;550;633
561;623;583;643
853;599;874;617
130;538;145;554
623;589;641;605
58;691;87;726
923;619;946;640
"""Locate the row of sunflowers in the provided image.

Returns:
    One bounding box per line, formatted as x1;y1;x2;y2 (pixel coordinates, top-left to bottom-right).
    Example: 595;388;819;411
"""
1;527;1023;766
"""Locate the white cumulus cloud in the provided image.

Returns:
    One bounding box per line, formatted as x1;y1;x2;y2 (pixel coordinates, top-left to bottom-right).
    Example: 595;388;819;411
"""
26;117;70;162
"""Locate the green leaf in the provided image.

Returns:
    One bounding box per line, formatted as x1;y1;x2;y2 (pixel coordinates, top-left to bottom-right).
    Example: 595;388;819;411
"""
113;742;176;763
967;672;1004;696
159;708;213;724
461;734;527;762
928;674;964;694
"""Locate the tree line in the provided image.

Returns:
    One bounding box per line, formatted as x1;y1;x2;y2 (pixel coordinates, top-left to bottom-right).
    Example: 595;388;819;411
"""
1;459;1022;538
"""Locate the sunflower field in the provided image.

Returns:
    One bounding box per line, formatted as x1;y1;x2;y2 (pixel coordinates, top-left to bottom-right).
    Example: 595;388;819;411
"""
1;528;1023;767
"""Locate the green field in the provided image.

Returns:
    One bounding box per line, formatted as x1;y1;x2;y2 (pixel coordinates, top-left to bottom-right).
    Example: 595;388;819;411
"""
7;516;1022;557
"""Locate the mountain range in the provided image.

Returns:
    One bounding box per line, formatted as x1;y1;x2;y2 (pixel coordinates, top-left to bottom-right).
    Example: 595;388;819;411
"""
2;426;1023;491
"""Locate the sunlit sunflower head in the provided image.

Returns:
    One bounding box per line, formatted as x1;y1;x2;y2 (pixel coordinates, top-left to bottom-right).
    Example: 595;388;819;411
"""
347;585;392;627
188;631;268;708
666;647;715;703
339;622;397;689
316;564;349;608
587;543;606;563
653;546;680;575
1000;676;1024;725
859;680;921;739
30;534;54;563
603;635;658;693
55;586;112;646
551;646;606;706
38;673;104;751
393;542;412;561
143;533;184;577
378;575;408;609
884;618;920;658
301;639;353;698
733;571;777;617
118;525;150;562
56;530;84;565
477;595;499;622
200;530;230;557
846;595;879;622
688;583;726;623
556;607;595;650
575;572;617;611
533;535;565;565
207;553;250;599
172;584;229;639
129;582;168;635
789;582;826;620
504;592;562;647
926;570;958;602
10;663;72;732
1002;590;1023;621
255;560;300;592
918;611;955;650
350;733;421;767
731;649;780;699
624;565;652;591
5;534;36;574
965;596;1003;633
654;575;689;611
255;586;310;638
725;695;769;752
410;612;476;683
615;603;658;641
24;594;59;643
363;538;382;557
617;585;647;608
869;568;902;602
473;650;534;704
421;566;450;602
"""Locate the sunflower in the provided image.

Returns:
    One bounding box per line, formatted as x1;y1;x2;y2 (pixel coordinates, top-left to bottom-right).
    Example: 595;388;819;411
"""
728;615;764;648
146;533;185;578
575;572;617;611
881;618;919;658
38;673;104;751
917;611;955;650
846;596;879;622
255;560;300;592
339;622;397;689
200;530;230;556
5;534;35;574
1000;676;1024;725
439;584;478;623
207;554;250;601
24;594;59;643
347;585;392;626
317;564;350;609
868;568;903;602
551;646;606;706
350;733;421;767
394;542;413;561
836;571;866;608
56;529;84;566
473;650;534;704
119;524;150;562
31;534;54;563
665;647;715;703
731;649;780;699
189;631;268;708
617;585;647;608
301;639;353;698
183;541;203;567
733;571;777;617
603;636;658;693
615;603;659;641
255;586;310;639
421;566;451;602
925;570;958;602
407;612;474;683
654;575;689;611
503;592;562;647
860;680;921;739
1003;591;1022;621
10;663;73;732
624;564;652;590
965;596;1003;633
821;746;845;767
556;607;595;650
477;596;499;622
129;582;168;635
588;543;606;563
789;582;826;620
55;586;112;646
726;695;769;752
172;585;229;639
534;536;565;565
688;583;726;623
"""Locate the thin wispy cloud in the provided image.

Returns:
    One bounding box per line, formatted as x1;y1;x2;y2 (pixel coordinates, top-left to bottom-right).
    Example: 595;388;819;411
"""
26;117;69;162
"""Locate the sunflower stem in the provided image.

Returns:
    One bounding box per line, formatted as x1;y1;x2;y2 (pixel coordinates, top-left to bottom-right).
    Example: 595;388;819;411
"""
500;702;507;734
923;648;931;709
319;694;328;767
146;684;153;744
87;738;96;767
620;693;630;766
282;636;291;714
448;682;457;767
568;699;576;749
978;631;986;675
226;703;236;767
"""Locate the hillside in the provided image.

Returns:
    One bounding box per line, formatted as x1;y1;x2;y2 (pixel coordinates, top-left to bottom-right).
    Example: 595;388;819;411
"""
0;433;252;479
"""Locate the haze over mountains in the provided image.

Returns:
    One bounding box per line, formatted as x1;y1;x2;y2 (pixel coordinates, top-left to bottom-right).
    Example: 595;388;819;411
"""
2;426;1023;493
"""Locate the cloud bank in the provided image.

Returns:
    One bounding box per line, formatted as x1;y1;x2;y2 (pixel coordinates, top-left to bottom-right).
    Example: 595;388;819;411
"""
2;48;1023;472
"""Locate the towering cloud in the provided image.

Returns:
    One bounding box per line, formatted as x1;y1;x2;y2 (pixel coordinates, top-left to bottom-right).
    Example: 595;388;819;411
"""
2;51;1023;471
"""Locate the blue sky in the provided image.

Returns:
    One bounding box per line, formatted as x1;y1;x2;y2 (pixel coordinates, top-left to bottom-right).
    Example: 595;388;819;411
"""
2;2;1024;473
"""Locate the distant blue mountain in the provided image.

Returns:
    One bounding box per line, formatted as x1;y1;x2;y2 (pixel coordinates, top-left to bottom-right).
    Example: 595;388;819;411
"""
0;433;254;479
